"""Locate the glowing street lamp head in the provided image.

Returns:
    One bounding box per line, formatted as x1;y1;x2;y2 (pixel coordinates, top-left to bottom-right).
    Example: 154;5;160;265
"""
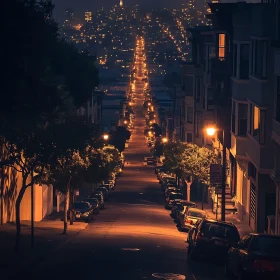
124;120;128;124
103;134;109;141
162;137;168;143
206;127;216;136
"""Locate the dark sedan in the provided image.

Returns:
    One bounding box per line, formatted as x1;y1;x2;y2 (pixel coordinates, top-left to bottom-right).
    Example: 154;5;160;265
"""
89;192;105;209
165;192;184;209
95;187;109;201
187;218;240;261
225;233;280;279
70;202;94;223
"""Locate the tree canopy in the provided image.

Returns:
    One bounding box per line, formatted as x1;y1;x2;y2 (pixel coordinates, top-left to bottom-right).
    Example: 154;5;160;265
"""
163;142;218;184
0;0;100;249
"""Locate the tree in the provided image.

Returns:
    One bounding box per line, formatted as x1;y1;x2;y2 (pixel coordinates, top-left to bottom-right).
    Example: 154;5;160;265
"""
83;145;121;188
51;150;89;233
109;126;131;152
162;142;219;185
0;1;100;249
182;144;219;185
48;119;95;233
0;0;64;251
163;142;186;184
151;124;162;137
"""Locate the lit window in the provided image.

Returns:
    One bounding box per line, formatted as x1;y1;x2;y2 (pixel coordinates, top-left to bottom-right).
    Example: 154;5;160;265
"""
218;34;225;60
253;106;260;136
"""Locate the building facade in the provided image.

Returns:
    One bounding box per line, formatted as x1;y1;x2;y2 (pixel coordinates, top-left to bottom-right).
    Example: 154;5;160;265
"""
181;1;280;233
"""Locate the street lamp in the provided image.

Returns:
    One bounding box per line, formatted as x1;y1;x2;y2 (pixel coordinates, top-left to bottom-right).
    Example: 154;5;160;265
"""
103;134;109;141
162;137;168;143
206;125;226;222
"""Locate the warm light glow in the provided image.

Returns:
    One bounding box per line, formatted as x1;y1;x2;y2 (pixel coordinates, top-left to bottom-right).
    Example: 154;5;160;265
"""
162;137;168;143
148;131;152;136
124;120;128;124
103;134;109;141
206;127;216;136
148;102;151;106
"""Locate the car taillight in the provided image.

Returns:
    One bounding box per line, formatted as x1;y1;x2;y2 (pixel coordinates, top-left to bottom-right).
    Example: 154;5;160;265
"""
253;260;275;271
185;219;193;225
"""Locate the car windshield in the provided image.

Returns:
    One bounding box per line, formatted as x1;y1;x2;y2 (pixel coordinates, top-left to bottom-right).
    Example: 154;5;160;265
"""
182;202;196;207
73;203;89;210
251;236;280;255
86;199;97;206
202;222;240;241
188;211;206;218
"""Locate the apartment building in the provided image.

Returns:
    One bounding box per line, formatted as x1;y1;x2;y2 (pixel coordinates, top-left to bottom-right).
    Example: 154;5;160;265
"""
209;1;279;233
271;5;280;235
181;1;280;233
182;7;236;212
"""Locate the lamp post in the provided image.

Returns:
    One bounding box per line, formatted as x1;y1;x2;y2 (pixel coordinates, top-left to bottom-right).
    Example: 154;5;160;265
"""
206;126;226;222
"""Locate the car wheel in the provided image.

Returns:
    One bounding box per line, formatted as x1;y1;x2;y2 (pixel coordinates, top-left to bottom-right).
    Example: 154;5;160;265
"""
237;267;247;280
190;246;199;261
224;260;233;278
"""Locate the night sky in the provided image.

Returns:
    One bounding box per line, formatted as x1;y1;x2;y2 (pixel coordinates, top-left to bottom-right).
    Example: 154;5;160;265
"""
51;0;187;21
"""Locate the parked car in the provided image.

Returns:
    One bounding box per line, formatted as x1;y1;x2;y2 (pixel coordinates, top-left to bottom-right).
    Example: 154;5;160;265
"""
165;192;184;209
181;208;207;230
225;233;280;279
155;166;166;175
95;187;109;201
165;186;181;198
101;183;113;192
173;200;197;222
70;201;94;223
85;198;100;214
89;192;105;209
171;200;185;218
187;218;240;261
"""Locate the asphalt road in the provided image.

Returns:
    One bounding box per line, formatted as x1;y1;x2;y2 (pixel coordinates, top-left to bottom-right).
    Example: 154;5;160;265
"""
27;41;227;280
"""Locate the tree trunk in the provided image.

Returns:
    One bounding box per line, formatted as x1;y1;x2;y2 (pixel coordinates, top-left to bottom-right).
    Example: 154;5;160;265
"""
15;177;28;252
63;187;69;234
69;189;74;225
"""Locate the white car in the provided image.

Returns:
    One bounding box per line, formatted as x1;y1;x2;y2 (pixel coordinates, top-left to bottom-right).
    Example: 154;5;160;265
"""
181;208;207;230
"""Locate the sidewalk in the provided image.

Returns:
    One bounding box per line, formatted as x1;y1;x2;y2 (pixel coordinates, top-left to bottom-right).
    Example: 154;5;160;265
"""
196;202;252;237
0;212;88;278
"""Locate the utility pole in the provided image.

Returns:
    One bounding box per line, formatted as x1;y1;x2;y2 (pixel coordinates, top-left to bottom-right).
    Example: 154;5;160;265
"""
221;130;226;221
31;183;34;248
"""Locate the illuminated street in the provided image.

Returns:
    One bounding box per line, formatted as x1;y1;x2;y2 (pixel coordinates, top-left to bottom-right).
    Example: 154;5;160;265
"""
25;37;227;280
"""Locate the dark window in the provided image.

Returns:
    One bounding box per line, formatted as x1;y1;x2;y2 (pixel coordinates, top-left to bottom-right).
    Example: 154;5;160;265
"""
195;112;200;137
252;40;267;79
233;44;237;77
260;110;265;144
240;44;249;79
186;106;193;124
231;101;236;134
185;76;194;96
186;133;193;143
238;104;248;136
195;77;201;101
276;76;280;122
